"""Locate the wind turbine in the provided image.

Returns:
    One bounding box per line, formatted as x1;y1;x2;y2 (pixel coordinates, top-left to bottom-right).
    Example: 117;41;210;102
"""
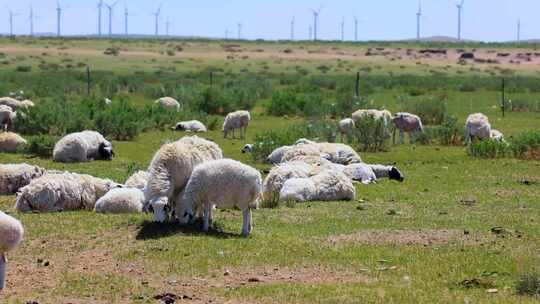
97;0;103;36
237;22;242;39
456;0;464;41
6;7;19;37
28;5;36;36
517;19;521;42
56;1;65;37
416;2;422;40
165;17;171;36
340;17;345;41
123;4;128;36
290;16;295;40
354;16;359;41
308;26;313;40
152;3;162;36
311;6;322;41
105;1;118;36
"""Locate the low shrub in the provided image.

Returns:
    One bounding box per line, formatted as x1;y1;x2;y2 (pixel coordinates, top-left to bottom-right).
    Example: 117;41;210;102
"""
16;65;32;72
22;134;59;157
467;139;511;158
508;99;540;112
354;116;390;152
424;115;463;145
405;97;448;125
515;273;540;298
511;130;540;159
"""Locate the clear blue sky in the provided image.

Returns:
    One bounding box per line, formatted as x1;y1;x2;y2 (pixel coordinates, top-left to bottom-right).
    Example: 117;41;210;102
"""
2;0;536;41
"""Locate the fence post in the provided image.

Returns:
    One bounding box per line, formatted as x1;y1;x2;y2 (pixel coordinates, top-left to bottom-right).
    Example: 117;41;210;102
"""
86;66;91;96
501;78;505;117
355;72;360;98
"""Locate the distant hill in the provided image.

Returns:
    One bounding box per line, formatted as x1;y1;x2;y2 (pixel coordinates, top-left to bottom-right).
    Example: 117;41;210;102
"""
405;36;478;43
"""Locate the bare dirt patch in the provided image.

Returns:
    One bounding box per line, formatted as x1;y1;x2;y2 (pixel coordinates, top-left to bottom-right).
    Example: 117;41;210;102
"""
327;229;488;246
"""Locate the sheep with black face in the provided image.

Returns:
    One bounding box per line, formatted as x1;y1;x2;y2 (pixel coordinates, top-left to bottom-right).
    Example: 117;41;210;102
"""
53;130;115;163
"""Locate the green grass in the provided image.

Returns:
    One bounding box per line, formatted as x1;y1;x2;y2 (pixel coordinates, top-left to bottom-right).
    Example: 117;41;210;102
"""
0;37;539;303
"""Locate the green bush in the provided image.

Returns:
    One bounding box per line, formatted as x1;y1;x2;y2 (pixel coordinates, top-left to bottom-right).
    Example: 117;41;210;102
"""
22;134;59;157
508;99;540;112
511;130;540;159
405;97;448;125
354;116;390;152
267;90;298;116
515;273;540;298
467;139;511;158
424;115;463;145
16;65;32;72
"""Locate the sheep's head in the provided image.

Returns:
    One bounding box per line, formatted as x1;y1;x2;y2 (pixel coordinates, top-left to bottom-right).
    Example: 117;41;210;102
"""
241;144;253;154
388;167;404;182
172;123;186;131
147;197;171;223
176;197;194;224
98;142;114;161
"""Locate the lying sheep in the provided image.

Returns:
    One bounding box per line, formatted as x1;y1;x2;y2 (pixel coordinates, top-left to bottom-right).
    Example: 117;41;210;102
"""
281;144;325;163
241;144;253;153
155;97;181;111
280;169;355;202
0;132;26;153
281;143;361;165
0;164;45;195
0;105;15;132
464;113;491;144
337;118;355;143
171;120;207;133
14;172;121;212
177;159;262;236
0;211;24;290
124;171;149;190
145;136;223;222
295;138;316;145
490;129;504;142
223;110;250;139
392;112;424;144
53;130;114;163
94;188;144;214
262;161;314;200
0;97;21;111
265;145;292;164
334;163;404;184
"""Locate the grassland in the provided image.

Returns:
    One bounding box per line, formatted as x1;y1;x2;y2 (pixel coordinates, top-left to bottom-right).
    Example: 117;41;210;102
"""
0;37;539;303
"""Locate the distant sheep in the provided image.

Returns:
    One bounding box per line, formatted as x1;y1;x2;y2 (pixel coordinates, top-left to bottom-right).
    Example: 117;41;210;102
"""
124;171;149;189
15;172;121;212
0;105;15;132
94;188;144;214
0;163;45;195
0;211;24;290
337;118;355;143
144;136;223;222
155;97;181;111
464;113;491;144
282;143;361;165
352;109;392;125
177;159;262;236
53;130;114;163
223;110;250;139
172;120;207;133
241;144;253;153
265;145;292;164
392;112;424;144
0;132;26;153
490;129;504;142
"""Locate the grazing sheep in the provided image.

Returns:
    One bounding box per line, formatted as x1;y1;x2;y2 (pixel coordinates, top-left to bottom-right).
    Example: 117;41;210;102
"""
145;136;223;222
155;97;181;111
279;169;355;202
490;129;504;142
14;172;121;212
0;211;24;290
223;110;250;139
0;105;16;132
337;118;355;143
0;132;26;152
177;159;262;236
124;171;149;190
392;112;424;144
464;113;491;144
53;130;114;163
94;188;144;214
241;144;253;153
265;145;292;164
0;164;45;195
352;109;392;125
171;120;207;133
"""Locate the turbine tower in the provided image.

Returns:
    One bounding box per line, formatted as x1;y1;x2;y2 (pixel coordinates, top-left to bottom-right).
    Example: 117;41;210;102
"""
152;3;162;36
123;4;128;36
290;16;295;40
105;1;118;36
311;7;322;41
165;18;171;36
29;5;36;36
416;2;422;40
456;0;464;41
308;26;313;40
517;19;521;42
354;17;358;41
97;0;103;36
7;8;18;37
237;22;242;39
225;28;229;39
340;17;345;41
56;1;63;37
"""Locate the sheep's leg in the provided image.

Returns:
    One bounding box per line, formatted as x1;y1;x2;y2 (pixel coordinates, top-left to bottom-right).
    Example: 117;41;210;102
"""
392;128;396;144
242;208;251;237
0;254;6;290
399;129;405;144
202;204;210;232
232;128;236;139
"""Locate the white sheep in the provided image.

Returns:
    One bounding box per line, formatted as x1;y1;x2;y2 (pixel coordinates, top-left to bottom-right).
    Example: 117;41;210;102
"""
241;144;253;153
281;143;361;165
125;170;149;189
265;145;292;164
392;112;424;144
145;135;223;222
337;118;355;143
223;110;250;139
490;129;504;142
0;132;26;153
94;188;144;214
295;138;317;145
262;161;314;200
0;211;24;290
53;130;114;163
171;120;207;133
19;99;34;108
334;163;404;184
155;97;181;111
0;163;45;195
177;159;262;236
0;105;16;132
352;109;392;125
279;169;355;202
464;113;491;144
14;172;121;212
0;97;21;111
